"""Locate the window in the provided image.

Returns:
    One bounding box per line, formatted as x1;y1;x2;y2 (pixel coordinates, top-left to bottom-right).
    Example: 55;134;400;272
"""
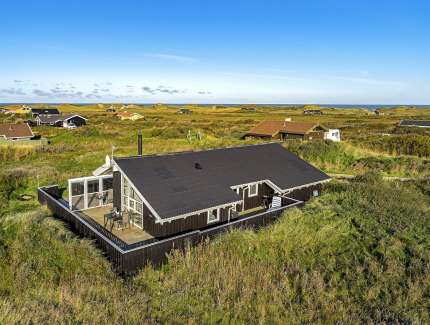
102;177;113;191
71;182;84;196
248;184;258;197
313;190;319;197
207;208;220;223
87;180;99;193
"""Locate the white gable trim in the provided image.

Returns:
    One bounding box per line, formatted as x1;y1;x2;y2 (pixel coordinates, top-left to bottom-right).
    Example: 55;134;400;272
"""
112;159;163;222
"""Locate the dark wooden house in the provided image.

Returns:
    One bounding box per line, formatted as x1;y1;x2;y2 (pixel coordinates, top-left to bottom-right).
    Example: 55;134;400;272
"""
31;108;60;117
176;108;192;114
74;143;329;238
303;109;323;115
36;114;87;128
39;142;330;272
399;120;430;128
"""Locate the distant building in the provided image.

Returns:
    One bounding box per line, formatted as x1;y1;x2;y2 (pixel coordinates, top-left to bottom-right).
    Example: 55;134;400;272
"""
0;123;34;140
399;120;430;128
374;110;384;116
36;114;87;128
303;109;323;115
244;119;341;142
106;106;116;113
117;111;144;121
31;108;60;117
241;107;256;112
13;105;32;114
176;108;192;114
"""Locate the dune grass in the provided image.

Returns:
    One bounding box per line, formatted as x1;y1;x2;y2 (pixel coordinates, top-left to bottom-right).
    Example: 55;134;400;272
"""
0;177;429;323
1;104;430;322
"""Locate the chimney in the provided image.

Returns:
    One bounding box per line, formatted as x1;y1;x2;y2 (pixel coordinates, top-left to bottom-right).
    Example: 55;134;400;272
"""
284;117;292;126
138;131;143;156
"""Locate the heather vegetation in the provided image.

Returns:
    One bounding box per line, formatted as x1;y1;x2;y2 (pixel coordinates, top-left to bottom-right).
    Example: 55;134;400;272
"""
0;176;429;323
0;104;430;322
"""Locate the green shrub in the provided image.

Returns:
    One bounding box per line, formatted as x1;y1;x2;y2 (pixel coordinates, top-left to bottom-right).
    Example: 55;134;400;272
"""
359;135;430;157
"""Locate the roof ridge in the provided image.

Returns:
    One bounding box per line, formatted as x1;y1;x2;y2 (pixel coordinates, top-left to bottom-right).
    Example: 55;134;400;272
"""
114;142;282;160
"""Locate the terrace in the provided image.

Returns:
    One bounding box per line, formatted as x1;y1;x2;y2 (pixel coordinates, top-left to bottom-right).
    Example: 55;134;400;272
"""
79;205;153;244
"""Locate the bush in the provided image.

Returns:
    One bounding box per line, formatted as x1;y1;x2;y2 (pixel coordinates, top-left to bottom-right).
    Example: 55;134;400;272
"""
285;140;355;170
359;135;430;157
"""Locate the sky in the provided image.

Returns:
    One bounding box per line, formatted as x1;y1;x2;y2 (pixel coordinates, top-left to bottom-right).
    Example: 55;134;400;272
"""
1;0;429;104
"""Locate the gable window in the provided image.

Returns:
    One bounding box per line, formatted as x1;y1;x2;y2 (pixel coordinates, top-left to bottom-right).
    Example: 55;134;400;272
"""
121;176;144;228
207;208;220;224
248;184;258;197
313;189;319;197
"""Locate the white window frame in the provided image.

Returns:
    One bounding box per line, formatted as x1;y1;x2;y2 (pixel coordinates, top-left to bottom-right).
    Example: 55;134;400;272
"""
121;175;144;228
68;174;113;211
248;183;258;197
207;207;220;224
313;189;319;197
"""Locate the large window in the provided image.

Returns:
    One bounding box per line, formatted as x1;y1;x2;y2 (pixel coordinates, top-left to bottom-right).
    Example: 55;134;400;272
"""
207;208;220;223
122;176;144;228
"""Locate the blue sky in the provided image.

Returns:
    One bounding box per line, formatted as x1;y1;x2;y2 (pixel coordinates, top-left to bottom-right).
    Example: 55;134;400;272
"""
1;0;429;104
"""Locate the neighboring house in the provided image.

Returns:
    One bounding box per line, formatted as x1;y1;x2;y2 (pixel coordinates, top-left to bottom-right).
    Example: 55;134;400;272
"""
374;110;385;116
241;107;256;112
13;105;32;114
176;108;192;114
117;111;144;121
303;109;323;115
399;120;430;128
244;120;336;141
0;123;34;140
36;114;87;128
31;108;60;117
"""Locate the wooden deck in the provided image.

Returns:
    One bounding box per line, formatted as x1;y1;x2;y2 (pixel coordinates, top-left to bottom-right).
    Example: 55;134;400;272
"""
82;205;153;244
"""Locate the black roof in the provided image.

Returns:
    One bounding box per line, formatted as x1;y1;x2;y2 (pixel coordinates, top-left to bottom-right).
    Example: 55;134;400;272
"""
399;120;430;127
32;108;60;115
37;114;86;123
115;143;330;219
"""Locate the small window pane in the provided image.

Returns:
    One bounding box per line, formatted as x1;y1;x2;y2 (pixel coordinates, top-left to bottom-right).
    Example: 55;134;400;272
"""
136;202;143;213
87;180;99;193
313;190;319;197
103;177;113;191
71;182;84;196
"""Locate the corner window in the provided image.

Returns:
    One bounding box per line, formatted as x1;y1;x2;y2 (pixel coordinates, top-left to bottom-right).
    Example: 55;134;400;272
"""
248;184;258;197
207;208;220;223
313;190;319;197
